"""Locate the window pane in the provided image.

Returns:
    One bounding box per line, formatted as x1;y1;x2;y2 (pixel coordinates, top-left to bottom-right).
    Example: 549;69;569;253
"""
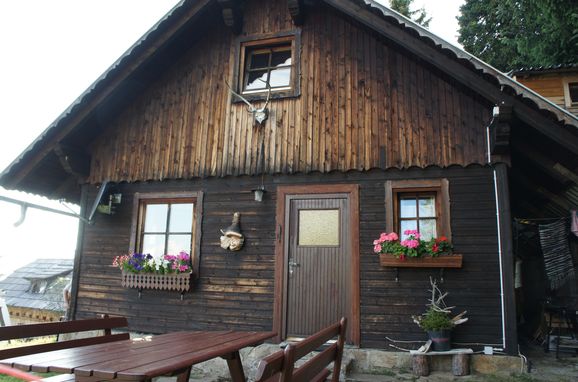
400;198;417;218
271;49;291;67
169;203;194;232
142;234;166;257
167;234;192;255
298;209;339;246
569;82;578;103
400;220;418;239
144;204;168;232
246;70;268;90
418;196;436;217
419;219;437;240
269;67;291;88
249;52;270;69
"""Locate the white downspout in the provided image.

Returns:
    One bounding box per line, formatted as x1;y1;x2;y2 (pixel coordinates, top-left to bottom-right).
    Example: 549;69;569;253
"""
486;106;507;350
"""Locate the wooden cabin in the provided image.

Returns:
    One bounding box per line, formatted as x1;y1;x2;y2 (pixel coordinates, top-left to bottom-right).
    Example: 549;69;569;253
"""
1;0;578;355
513;64;578;116
0;259;72;324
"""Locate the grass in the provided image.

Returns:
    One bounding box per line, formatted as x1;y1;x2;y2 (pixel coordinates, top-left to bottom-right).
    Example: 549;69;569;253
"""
0;372;60;382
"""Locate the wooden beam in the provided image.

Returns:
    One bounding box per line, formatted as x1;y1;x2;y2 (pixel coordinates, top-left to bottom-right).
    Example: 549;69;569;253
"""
54;144;91;179
553;163;578;185
288;0;304;25
323;0;578;155
511;140;570;186
490;103;512;157
217;0;244;34
511;171;572;212
3;0;212;189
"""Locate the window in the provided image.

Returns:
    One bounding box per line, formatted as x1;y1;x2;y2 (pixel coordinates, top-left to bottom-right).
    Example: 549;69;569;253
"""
244;43;292;93
385;179;451;241
141;202;194;256
298;209;340;246
398;192;437;240
563;78;578;107
235;31;301;100
130;192;203;274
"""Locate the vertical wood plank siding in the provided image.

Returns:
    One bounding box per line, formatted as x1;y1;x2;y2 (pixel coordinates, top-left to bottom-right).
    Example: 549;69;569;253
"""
88;1;490;184
75;167;502;347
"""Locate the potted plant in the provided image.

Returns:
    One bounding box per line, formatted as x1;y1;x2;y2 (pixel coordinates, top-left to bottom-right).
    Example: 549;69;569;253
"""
412;278;468;351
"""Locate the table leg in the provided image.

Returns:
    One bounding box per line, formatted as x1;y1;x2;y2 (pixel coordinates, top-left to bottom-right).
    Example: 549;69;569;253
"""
222;351;246;382
176;367;192;382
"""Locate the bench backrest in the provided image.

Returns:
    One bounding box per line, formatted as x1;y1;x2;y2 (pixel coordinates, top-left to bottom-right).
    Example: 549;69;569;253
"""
0;316;129;360
255;317;347;382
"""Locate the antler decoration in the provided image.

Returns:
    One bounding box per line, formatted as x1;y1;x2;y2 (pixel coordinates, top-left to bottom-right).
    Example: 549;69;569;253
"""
225;78;271;124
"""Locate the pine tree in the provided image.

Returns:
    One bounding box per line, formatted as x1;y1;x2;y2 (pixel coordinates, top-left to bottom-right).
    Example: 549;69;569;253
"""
458;0;578;72
389;0;431;28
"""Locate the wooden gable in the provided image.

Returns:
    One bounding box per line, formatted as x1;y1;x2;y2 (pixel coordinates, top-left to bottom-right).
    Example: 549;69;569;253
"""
88;0;491;184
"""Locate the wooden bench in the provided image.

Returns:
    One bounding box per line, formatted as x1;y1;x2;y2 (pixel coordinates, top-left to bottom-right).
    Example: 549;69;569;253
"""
410;348;473;377
0;315;129;382
255;317;347;382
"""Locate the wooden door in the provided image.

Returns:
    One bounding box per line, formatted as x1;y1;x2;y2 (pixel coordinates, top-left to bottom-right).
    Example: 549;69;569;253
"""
285;195;351;338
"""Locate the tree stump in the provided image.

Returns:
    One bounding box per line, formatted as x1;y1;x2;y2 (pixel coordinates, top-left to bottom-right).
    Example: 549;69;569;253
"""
452;353;470;376
412;355;429;376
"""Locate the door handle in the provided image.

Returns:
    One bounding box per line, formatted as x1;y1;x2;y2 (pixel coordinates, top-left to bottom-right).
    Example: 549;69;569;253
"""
288;260;300;276
288;260;300;268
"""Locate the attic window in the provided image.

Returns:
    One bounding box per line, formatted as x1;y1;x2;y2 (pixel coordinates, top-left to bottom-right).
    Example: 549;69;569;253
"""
29;280;48;294
244;44;292;93
563;79;578;107
235;31;301;100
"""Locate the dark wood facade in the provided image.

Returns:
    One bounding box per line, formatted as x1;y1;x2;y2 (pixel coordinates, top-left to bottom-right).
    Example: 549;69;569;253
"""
74;166;503;348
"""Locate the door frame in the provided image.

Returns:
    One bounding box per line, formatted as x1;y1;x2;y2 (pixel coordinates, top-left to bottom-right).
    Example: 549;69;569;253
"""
273;184;360;345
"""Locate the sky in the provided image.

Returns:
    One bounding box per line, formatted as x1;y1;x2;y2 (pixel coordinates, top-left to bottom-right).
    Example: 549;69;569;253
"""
0;0;464;277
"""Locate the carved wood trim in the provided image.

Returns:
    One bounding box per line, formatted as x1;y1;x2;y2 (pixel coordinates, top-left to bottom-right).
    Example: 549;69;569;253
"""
287;0;304;25
217;0;244;34
121;271;192;292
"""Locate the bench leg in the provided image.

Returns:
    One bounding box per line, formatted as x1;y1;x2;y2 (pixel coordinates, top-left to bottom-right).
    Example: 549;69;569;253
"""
412;355;429;376
452;354;470;376
222;351;246;382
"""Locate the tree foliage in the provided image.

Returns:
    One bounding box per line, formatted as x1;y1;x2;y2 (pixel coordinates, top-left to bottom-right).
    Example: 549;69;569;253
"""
458;0;578;72
389;0;431;28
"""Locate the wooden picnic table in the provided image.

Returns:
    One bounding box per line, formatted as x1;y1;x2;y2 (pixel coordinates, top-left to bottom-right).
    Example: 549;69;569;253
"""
0;330;275;382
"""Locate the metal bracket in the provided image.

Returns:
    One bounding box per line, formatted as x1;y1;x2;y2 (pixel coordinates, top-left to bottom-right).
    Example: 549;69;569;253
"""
394;267;399;283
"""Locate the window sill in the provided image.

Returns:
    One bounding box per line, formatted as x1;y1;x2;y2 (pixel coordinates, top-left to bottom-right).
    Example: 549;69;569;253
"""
379;253;463;268
121;271;193;292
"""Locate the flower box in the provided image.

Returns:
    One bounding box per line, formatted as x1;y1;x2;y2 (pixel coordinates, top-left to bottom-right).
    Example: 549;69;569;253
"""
379;253;463;268
121;271;192;292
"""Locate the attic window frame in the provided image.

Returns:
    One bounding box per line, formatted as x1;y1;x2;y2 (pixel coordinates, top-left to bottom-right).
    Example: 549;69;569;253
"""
563;77;578;107
233;30;301;102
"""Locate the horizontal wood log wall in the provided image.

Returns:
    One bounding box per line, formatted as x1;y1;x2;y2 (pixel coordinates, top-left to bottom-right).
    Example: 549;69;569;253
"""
75;166;503;348
88;0;491;184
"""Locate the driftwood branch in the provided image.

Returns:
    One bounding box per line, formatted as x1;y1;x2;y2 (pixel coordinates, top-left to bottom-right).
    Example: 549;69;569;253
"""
420;277;468;326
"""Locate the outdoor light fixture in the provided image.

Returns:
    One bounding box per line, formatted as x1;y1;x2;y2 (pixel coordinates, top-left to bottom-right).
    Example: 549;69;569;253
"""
252;186;266;202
